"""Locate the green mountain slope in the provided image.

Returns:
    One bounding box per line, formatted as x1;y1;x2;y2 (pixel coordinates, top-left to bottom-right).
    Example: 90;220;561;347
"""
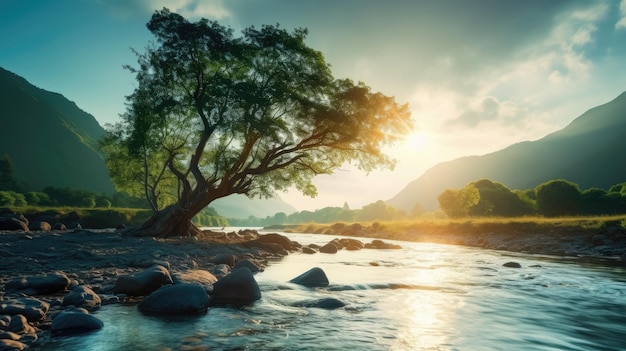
388;91;626;211
0;66;114;194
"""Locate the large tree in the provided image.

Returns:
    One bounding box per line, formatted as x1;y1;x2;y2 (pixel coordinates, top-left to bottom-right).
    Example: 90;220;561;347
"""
102;9;412;237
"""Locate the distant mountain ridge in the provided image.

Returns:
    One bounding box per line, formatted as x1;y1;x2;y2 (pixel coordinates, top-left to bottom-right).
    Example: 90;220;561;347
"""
388;91;626;211
0;66;114;194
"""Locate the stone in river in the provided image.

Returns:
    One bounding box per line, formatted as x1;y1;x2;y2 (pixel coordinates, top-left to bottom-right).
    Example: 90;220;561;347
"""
319;243;338;254
138;283;210;316
503;262;522;268
51;310;104;336
289;267;329;287
113;264;173;296
294;297;346;310
62;286;101;311
0;339;26;351
211;267;261;306
0;298;50;322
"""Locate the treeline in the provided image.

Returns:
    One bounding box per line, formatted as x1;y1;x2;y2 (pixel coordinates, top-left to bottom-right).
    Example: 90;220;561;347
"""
438;178;626;218
228;200;407;226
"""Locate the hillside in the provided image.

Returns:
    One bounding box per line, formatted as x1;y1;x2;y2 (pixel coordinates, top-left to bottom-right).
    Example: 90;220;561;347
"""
211;194;297;219
388;91;626;211
0;66;114;194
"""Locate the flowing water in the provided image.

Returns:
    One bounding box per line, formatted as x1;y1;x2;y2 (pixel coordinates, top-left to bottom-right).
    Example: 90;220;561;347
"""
38;231;626;350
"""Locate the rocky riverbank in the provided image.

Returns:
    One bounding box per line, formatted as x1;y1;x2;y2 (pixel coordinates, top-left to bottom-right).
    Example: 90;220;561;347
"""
0;227;401;350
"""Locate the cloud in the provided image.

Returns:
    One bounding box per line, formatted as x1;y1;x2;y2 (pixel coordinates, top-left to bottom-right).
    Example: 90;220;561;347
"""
98;0;229;19
618;0;626;29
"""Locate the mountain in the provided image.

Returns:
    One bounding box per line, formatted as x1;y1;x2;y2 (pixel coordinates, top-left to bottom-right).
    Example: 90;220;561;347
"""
388;91;626;211
0;66;115;194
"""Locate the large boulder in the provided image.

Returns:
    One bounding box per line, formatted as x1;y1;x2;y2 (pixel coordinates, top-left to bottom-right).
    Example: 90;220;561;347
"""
5;273;70;295
113;265;173;296
211;267;261;306
0;298;49;322
51;311;103;336
289;267;329;287
138;283;210;316
62;286;101;311
0;215;28;232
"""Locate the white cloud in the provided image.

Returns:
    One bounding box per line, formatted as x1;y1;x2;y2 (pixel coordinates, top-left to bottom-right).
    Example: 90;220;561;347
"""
98;0;230;19
617;0;626;29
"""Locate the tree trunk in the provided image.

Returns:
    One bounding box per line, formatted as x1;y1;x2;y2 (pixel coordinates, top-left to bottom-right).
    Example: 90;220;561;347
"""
123;203;202;238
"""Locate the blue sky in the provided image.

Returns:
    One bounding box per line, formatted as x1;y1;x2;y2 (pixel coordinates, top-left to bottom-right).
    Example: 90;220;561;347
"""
2;0;626;211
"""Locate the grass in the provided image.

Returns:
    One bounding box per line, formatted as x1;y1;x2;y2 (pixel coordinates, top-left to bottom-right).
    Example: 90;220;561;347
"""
279;215;626;244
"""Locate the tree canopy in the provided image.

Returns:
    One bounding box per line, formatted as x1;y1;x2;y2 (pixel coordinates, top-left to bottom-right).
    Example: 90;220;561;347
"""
101;9;412;237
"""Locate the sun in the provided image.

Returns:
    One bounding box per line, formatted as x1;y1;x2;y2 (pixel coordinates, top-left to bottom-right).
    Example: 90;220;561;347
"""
403;130;433;150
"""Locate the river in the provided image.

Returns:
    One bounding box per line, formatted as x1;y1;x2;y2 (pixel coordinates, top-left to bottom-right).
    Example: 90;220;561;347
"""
38;231;626;350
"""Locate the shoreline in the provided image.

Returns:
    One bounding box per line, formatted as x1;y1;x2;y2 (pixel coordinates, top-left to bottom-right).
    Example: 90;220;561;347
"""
2;222;626;349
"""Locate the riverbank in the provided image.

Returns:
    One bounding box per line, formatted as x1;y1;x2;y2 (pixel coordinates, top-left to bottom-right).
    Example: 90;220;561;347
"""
276;216;626;261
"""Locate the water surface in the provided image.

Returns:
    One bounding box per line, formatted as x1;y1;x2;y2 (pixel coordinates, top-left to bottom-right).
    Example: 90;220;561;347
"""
38;232;626;350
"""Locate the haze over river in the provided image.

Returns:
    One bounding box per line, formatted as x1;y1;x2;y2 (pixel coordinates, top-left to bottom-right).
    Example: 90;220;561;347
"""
39;231;626;350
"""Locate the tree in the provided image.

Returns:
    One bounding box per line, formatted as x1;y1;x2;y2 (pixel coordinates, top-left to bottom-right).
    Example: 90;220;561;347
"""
438;187;480;218
0;154;16;191
102;9;412;237
535;179;581;217
467;179;534;217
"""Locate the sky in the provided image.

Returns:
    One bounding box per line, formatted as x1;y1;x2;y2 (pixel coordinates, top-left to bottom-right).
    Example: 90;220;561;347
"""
2;0;626;212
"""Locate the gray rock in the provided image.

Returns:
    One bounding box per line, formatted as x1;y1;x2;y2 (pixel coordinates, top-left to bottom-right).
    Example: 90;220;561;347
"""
233;259;263;273
319;243;338;254
290;267;330;287
62;286;101;311
0;298;50;322
51;311;103;336
211;267;261;306
211;254;238;267
138;283;210;315
6;315;36;335
5;273;70;295
113;265;173;296
0;339;26;351
294;297;346;310
503;262;522;268
27;221;51;232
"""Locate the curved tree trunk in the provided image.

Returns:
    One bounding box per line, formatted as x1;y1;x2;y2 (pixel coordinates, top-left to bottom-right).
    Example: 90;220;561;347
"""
123;203;202;238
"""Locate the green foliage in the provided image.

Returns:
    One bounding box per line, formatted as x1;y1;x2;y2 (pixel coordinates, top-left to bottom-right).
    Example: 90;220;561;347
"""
438;186;480;218
102;8;412;226
467;179;534;217
535;179;582;217
0;154;16;191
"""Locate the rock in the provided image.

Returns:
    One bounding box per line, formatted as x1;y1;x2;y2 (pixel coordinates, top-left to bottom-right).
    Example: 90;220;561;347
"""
0;339;26;351
301;246;317;254
0;298;50;322
6;315;36;335
211;254;238;267
0;217;28;232
52;223;67;231
503;262;522;268
0;331;20;341
173;270;218;286
233;259;263;273
294;298;346;310
319;243;338;254
5;273;71;295
369;239;402;250
27;221;51;232
255;233;300;251
339;238;364;250
289;267;329;287
211;267;261;306
51;311;103;336
113;265;173;296
138;283;210;316
62;286;101;311
210;264;231;278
